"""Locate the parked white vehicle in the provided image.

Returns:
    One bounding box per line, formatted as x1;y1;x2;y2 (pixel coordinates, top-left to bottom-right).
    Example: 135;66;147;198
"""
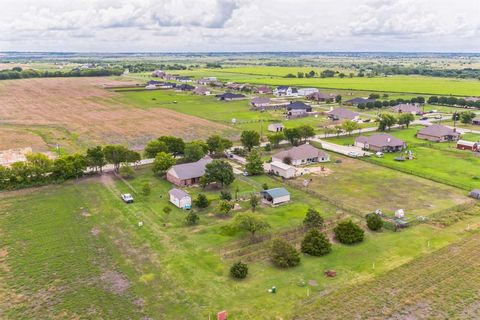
121;193;134;203
347;151;359;158
376;152;384;158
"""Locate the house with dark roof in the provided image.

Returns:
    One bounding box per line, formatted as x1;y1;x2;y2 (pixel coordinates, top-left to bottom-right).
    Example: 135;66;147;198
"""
272;144;329;166
391;103;421;115
345;97;376;106
166;157;213;186
216;92;246;101
354;134;406;152
178;84;195;91
327;108;359;121
177;76;193;83
417;124;460;142
287;101;312;112
250;97;270;108
169;188;192;209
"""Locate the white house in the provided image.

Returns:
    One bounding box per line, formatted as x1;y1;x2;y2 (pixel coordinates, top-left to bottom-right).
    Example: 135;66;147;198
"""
261;188;291;205
268;161;296;179
297;88;319;96
273;86;298;97
268;123;284;132
169;188;192;209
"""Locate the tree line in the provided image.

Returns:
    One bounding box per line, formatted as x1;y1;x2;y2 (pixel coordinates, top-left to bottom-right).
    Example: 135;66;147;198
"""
427;96;480;108
0;67;124;80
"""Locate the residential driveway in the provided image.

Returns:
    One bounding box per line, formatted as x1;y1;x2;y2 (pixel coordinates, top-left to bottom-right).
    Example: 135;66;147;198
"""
310;138;372;157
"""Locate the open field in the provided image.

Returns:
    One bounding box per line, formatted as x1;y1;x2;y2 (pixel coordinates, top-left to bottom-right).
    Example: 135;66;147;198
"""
297;231;480;319
0;78;231;152
170;68;480;96
1;165;479;319
326;127;480;190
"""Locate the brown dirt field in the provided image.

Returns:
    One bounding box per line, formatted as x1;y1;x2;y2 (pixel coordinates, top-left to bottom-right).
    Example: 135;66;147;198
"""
0;77;230;151
0;127;49;151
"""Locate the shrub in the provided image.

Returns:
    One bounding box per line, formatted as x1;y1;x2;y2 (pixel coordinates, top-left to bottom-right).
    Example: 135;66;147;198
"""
195;193;210;208
218;200;234;215
262;183;269;190
271;238;300;268
220;190;232;200
303;208;324;229
142;182;151;196
185;211;199;225
163;207;172;215
301;229;331;256
366;213;383;231
119;165;135;179
334;220;364;244
230;261;248;279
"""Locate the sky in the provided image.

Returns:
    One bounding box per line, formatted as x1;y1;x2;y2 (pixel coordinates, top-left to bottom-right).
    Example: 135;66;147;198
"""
0;0;479;52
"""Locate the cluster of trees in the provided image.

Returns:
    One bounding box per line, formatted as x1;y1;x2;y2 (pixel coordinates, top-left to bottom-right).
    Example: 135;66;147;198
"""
0;67;124;80
357;96;425;110
285;69;350;79
428;96;480;108
267;125;315;148
0;145;141;190
452;111;477;124
365;65;480;80
122;63;187;73
376;113;415;131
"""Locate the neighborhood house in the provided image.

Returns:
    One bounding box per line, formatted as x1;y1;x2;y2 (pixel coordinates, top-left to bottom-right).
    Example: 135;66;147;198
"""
327;108;360;121
272;143;330;166
354;133;407;152
268;161;296;179
216;92;246;101
306;92;334;102
287;101;312;112
274;86;298;97
345;97;376;106
417;124;460;142
268;123;284;132
391;103;421;115
166;157;213;186
193;86;211;95
261;187;291;205
169;188;192;209
250;97;271;108
256;86;273;94
472;117;480;125
297;88;319;96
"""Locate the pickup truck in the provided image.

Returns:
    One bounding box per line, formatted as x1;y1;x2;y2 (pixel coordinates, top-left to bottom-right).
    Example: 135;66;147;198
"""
121;193;134;203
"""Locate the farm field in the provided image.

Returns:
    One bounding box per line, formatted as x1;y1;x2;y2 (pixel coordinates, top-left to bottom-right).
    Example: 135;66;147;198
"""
0;78;232;153
1;166;479;319
171;68;480;96
326;127;480;190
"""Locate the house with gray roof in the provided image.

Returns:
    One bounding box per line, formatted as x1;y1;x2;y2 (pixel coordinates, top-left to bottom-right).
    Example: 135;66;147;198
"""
287;101;312;112
272;143;329;166
345;97;376;106
250;97;271;108
391;103;421;115
273;86;298;97
354;133;406;152
306;92;334;102
417;124;460;142
193;86;211;95
216;92;246;101
327;108;359;121
166;156;213;186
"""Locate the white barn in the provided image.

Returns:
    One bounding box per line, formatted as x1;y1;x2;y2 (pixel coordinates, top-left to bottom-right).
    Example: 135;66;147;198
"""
169;188;192;209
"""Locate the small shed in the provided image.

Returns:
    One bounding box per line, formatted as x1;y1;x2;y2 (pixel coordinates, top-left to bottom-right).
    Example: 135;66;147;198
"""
169;188;192;209
269;161;296;179
261;187;291;205
457;140;478;151
268;123;284;132
469;189;480;199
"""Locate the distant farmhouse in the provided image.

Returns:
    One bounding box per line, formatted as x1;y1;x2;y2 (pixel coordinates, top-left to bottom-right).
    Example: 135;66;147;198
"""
151;70;166;78
417;124;460;142
272;144;330;166
178;84;195;91
327;108;359;121
255;86;273;94
250;97;271;108
345;97;376;106
193;86;211;95
216;92;246;101
268;123;284;132
391;103;421;115
274;86;298;97
297;88;318;96
306;92;335;102
287;101;312;112
354;134;407;152
166;157;213;186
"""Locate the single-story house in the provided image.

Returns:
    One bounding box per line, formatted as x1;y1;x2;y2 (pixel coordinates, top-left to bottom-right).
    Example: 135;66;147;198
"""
272;143;330;166
327;108;360;121
297;88;319;96
470;189;480;199
177;76;193;83
146;80;162;86
166;156;213;186
250;97;271;108
151;70;165;78
287;101;312;112
193;86;211;95
178;84;195;91
354;134;407;152
226;82;241;90
268;123;284;132
416;124;460;142
169;188;192;209
345;97;376;106
472;117;480;125
216;92;246;101
306;92;334;102
391;103;421;115
261;187;291;205
273;86;298;97
197;77;217;85
457;140;479;151
255;86;272;94
287;109;308;118
268;161;296;179
159;82;176;89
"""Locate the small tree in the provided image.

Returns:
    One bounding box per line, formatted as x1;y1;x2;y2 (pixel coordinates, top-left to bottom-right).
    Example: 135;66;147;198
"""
195;193;210;208
267;132;284;149
301;229;332;256
366;213;383;231
234;213;270;239
271;238;300;268
303;208;324;229
144;140;168;158
460;111;476;124
240;130;260;151
152;152;176;175
377;114;397;131
245;149;264;176
142;182;151;196
334;220;364;244
203;160;235;187
119;165;135;179
249;193;260;211
218;200;234;215
230;261;248;279
220;190;232;200
398;113;415;128
184;141;208;162
185;211;199;225
262;183;269;190
341;120;359;136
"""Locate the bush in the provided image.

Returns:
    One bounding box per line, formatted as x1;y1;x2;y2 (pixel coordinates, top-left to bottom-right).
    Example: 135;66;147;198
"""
163;207;172;215
230;261;248;279
262;183;269;190
334;220;364;244
366;213;383;231
142;182;151;196
185;211;199;225
301;229;331;256
303;208;324;229
220;190;232;200
119;165;135;179
194;193;210;208
271;238;300;268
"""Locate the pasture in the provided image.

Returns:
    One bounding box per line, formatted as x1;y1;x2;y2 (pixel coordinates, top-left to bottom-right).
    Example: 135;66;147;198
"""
1;165;479;318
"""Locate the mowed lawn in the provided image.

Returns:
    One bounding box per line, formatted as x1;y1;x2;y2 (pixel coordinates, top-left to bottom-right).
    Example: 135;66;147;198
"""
1;167;479;318
172;67;480;96
326;126;480;190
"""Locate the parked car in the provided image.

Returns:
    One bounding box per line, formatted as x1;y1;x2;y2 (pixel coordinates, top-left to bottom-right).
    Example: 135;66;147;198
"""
420;116;429;120
375;152;384;158
347;151;359;158
121;193;134;203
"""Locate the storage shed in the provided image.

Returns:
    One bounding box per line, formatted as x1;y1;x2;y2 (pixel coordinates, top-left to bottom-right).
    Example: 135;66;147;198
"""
261;187;291;205
169;188;192;209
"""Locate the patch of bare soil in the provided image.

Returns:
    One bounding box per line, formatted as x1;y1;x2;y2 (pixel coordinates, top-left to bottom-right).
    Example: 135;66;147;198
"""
100;270;130;295
0;127;49;152
0;77;230;150
90;228;100;236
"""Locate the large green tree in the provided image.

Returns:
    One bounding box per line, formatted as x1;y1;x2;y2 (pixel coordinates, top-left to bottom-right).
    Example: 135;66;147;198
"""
184;141;208;162
202;160;235;187
267;132;285;149
152;152;176;175
86;146;106;172
234;213;270;239
301;229;332;256
398;113;415;128
240;130;260;151
144;140;168;158
206;135;233;155
245;149;264;176
158;136;185;155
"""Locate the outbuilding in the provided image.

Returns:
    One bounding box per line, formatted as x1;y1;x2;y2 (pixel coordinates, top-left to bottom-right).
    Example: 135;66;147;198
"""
469;189;480;199
268;123;284;132
268;161;297;179
261;187;291;205
169;188;192;209
457;140;479;151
